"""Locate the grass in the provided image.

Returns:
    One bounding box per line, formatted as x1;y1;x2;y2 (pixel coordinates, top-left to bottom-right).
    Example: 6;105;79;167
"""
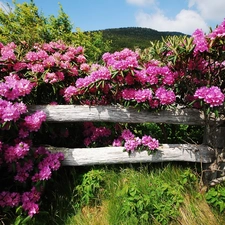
4;163;225;225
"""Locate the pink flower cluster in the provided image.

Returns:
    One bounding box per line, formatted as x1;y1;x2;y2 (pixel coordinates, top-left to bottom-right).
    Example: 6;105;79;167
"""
136;65;176;86
102;48;139;70
0;99;27;122
121;87;176;107
192;29;209;54
0;145;64;217
155;87;176;105
32;147;64;182
23;110;47;132
0;42;16;61
4;142;30;163
208;18;225;39
122;88;152;103
0;192;20;208
0;188;40;217
63;85;79;102
113;129;159;152
14;160;33;183
43;71;64;84
141;135;159;150
23;41;86;84
83;122;112;146
76;66;111;89
194;86;224;107
61;46;178;109
0;74;34;100
21;187;41;217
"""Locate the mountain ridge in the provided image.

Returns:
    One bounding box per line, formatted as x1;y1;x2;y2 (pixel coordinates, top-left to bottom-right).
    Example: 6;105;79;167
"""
90;27;188;52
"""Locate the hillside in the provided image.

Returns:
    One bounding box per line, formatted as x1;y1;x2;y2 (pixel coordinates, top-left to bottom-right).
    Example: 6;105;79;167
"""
92;27;187;52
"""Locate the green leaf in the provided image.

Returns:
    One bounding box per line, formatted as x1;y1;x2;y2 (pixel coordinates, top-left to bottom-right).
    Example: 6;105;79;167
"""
14;216;22;225
21;216;32;225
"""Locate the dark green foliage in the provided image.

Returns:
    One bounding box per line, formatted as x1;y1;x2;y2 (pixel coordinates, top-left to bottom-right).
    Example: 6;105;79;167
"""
76;169;106;206
107;165;196;225
126;123;204;144
205;185;225;213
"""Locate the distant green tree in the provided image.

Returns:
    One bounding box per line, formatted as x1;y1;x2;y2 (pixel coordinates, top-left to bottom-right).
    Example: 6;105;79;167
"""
45;3;75;44
73;28;112;62
0;0;112;60
0;0;48;46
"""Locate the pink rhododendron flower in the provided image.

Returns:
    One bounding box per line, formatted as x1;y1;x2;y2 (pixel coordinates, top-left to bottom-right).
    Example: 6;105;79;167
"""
0;74;34;100
134;69;148;84
145;65;159;85
13;62;27;71
205;86;225;107
14;160;34;183
76;55;86;63
0;192;20;207
29;63;45;73
103;48;139;70
142;135;159;150
121;89;135;100
124;73;135;85
194;86;224;107
0;42;16;61
37;166;52;181
161;66;176;85
69;66;79;76
80;63;90;72
25;52;39;61
0;100;27;122
122;88;152;102
76;67;111;89
194;86;208;99
61;51;74;61
149;99;159;108
24;111;46;132
112;138;123;147
43;71;64;84
22;187;41;217
42;56;56;67
84;137;92;147
36;50;48;59
63;85;79;102
192;29;209;54
91;127;111;141
4;142;30;163
121;129;135;140
208;18;225;39
124;137;141;152
134;89;152;103
32;151;64;181
155;87;176;105
60;61;71;69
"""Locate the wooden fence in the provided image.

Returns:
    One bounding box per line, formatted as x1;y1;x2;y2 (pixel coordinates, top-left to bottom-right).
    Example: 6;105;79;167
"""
28;105;225;167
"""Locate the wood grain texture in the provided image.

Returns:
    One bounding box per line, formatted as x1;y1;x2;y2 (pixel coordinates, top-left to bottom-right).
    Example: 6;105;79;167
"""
46;144;215;166
28;105;208;125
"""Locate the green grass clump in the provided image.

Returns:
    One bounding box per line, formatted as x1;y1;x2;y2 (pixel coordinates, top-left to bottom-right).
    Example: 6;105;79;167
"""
5;163;225;225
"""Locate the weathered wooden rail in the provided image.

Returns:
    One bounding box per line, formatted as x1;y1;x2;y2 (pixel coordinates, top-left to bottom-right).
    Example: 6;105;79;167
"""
28;105;225;166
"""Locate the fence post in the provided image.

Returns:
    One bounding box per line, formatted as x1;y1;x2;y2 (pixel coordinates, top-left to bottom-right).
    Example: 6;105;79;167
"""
203;116;225;185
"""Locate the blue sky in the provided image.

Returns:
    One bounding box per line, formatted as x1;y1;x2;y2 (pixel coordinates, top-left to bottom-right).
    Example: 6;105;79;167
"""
1;0;225;35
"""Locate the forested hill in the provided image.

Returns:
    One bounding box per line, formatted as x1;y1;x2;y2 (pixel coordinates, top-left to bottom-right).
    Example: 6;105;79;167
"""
92;27;187;52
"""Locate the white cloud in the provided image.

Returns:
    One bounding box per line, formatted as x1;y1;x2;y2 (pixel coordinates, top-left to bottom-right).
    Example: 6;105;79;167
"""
126;0;155;6
136;9;209;35
188;0;225;21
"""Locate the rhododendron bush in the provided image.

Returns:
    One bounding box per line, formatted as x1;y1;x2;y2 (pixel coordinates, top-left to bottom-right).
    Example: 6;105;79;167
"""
0;18;225;220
